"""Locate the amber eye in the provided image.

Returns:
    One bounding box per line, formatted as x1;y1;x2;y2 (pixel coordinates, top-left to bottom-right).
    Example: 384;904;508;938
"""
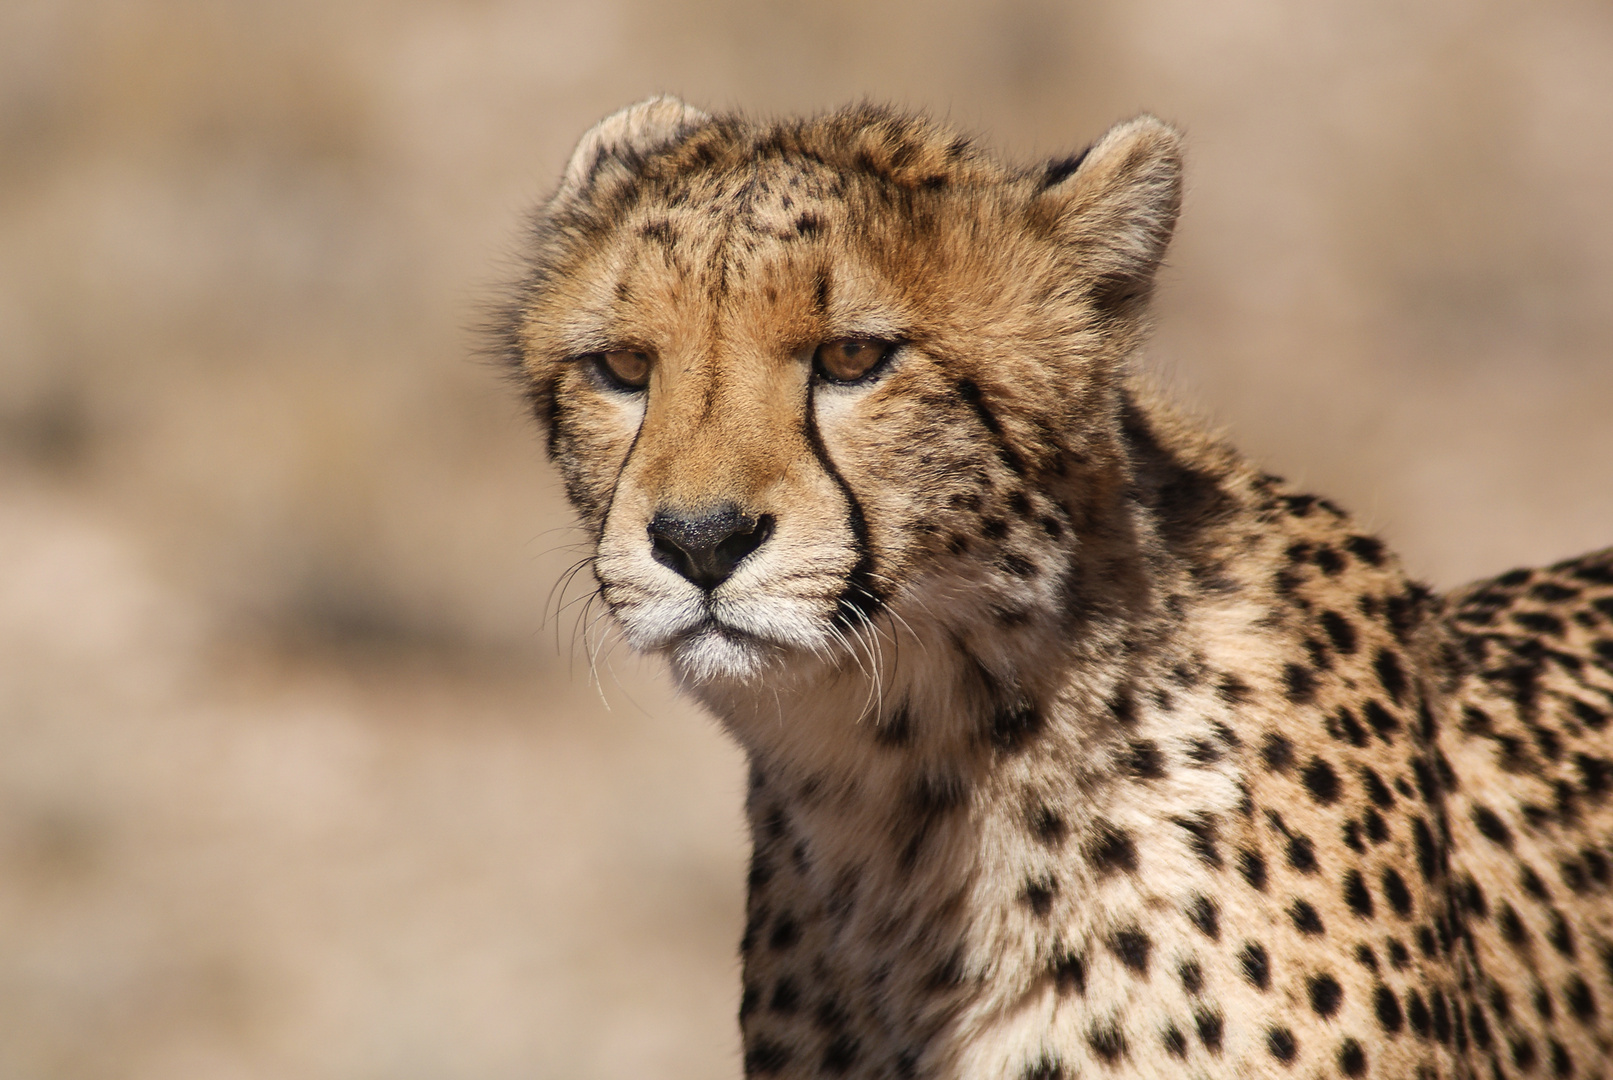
591;350;651;391
813;339;894;384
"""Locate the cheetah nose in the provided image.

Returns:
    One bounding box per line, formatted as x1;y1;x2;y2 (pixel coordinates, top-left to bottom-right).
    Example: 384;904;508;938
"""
647;503;775;590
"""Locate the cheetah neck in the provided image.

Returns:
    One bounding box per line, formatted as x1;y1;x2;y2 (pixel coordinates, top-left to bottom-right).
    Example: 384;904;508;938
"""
685;513;1288;1073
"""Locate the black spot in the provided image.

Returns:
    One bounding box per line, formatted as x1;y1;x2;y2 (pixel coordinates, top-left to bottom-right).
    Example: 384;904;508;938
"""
740;982;760;1019
1499;902;1529;948
1262;733;1294;772
1021;874;1057;916
1287;835;1318;873
1412;755;1441;802
814;996;850;1032
1283;663;1316;704
1161;1026;1187;1058
1578;753;1613;800
1546;911;1574;960
1087;822;1138;874
1267;1026;1297;1063
1515;611;1566;636
770;977;801;1014
1491;985;1513;1022
1344;870;1374;917
1388;939;1411;969
1303;757;1341;804
1108;686;1138;725
1512;1035;1537;1072
1354;944;1378;971
1029;803;1067;846
1239;847;1268;891
1521;864;1551;900
1019;1056;1063;1080
1053;950;1085;995
1361;701;1400;741
1383;869;1414;917
768;914;800;950
1585;846;1609;883
1565;975;1595;1022
1550;1039;1573;1078
821;1034;858;1073
1240;942;1271;990
1290;899;1324;935
1346;534;1387;565
1412;816;1440;882
1407;990;1432;1037
1087;1023;1126;1062
1314;545;1345;574
1127;739;1166;779
1364;807;1390;844
1309;973;1344;1018
1195;1009;1224;1053
1376;985;1404;1033
1109;927;1151;974
1469;1002;1492;1050
748;849;774;891
990;699;1045;752
909;771;966;817
1172;813;1223;869
1472;804;1513;848
1180;960;1203;995
1417;924;1438;958
1375;649;1407;703
1571;698;1607;733
1432;988;1453;1043
1330;706;1370;746
1218;673;1251;704
1188;895;1220;940
875;706;912;747
1338;1037;1367;1076
1535;985;1555;1021
744;1039;792;1073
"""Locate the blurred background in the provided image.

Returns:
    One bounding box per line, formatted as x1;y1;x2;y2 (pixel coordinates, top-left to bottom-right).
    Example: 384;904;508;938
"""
1;1;1610;1076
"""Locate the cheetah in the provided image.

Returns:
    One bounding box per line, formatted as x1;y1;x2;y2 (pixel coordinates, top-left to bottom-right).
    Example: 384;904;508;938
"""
498;97;1613;1078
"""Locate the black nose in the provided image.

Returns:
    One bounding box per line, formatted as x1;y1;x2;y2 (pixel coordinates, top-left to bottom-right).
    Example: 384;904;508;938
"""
647;504;774;590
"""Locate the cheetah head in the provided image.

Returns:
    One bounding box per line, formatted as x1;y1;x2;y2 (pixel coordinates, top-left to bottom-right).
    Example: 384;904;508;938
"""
503;98;1182;688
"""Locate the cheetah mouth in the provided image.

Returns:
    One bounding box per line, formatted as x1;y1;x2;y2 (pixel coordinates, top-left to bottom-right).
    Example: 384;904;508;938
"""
666;616;785;682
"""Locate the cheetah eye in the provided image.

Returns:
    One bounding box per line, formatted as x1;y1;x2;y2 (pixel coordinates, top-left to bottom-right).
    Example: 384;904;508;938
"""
588;350;652;391
813;339;895;384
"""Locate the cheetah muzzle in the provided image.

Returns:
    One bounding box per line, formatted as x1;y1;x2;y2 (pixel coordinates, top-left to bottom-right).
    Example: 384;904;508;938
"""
500;97;1613;1079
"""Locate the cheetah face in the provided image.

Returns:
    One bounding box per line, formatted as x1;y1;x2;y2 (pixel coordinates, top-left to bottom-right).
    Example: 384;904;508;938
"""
504;99;1182;685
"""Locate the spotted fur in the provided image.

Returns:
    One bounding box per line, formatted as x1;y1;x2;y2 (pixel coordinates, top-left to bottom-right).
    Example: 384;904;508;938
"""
500;97;1613;1079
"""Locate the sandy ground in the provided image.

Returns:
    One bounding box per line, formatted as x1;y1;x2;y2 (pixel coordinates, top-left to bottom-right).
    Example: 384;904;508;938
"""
2;1;1611;1076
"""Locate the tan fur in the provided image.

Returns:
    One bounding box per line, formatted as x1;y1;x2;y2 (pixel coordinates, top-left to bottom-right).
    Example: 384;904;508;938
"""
500;99;1613;1079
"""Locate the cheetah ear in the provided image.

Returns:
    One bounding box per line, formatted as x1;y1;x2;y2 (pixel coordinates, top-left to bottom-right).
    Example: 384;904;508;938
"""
554;95;711;206
1035;115;1183;321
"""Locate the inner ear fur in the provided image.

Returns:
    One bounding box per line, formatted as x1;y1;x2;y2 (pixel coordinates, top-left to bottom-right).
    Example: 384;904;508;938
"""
555;95;711;206
1033;115;1184;321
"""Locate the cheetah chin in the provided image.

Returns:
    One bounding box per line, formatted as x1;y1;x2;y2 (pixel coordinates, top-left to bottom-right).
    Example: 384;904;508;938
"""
501;97;1613;1080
